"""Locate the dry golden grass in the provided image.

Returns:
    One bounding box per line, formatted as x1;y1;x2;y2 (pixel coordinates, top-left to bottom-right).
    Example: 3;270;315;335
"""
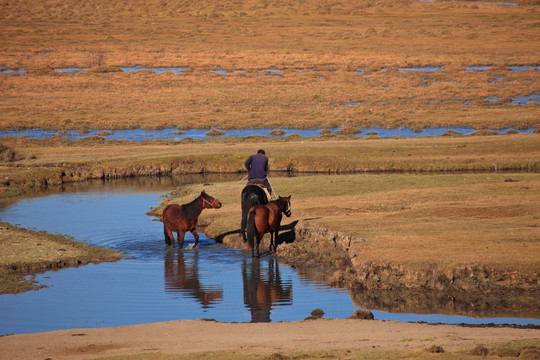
3;134;539;173
184;172;540;273
0;0;539;130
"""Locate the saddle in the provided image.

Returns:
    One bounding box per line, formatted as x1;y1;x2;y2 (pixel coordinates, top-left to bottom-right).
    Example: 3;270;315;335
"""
247;179;271;202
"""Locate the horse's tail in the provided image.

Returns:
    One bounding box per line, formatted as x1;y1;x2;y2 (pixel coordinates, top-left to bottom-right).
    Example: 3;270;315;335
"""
164;223;172;246
241;207;248;242
246;209;257;249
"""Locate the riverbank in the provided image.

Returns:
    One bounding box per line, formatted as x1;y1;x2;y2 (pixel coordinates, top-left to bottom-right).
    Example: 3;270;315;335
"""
0;222;122;294
2;134;539;296
0;136;538;358
0;319;538;360
149;170;539;307
1;134;539;198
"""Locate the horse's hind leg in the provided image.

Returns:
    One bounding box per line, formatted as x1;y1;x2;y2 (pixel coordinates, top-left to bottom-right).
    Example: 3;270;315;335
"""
165;226;176;247
256;233;264;258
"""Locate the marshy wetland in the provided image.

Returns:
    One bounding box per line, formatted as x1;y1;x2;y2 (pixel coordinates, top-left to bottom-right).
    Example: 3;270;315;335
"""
0;175;538;337
1;0;539;358
1;0;539;132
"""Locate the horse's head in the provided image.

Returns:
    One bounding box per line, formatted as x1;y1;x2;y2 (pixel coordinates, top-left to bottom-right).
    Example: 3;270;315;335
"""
201;190;222;209
279;195;291;217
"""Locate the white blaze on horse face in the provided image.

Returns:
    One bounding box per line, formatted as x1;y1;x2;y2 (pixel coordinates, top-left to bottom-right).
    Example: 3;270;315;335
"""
284;198;291;216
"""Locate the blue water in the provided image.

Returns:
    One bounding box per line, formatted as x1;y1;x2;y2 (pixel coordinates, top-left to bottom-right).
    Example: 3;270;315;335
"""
0;180;538;335
3;63;539;75
0;187;356;334
0;126;535;142
120;66;189;74
398;66;445;72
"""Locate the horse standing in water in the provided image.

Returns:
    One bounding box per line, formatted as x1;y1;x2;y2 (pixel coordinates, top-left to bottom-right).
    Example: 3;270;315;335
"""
246;196;291;257
240;183;269;242
162;191;221;248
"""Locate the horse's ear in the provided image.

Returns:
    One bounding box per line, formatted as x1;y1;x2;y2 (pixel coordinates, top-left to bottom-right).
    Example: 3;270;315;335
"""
201;190;206;195
279;195;283;199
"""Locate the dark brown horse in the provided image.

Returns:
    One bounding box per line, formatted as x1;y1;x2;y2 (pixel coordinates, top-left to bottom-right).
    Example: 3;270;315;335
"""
162;190;221;248
240;183;269;243
246;196;291;257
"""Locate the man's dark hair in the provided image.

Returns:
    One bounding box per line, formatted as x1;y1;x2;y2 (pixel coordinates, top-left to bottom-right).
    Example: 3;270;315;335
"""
257;149;265;154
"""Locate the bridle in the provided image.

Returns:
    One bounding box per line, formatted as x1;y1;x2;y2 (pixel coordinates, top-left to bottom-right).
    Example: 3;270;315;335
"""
202;196;219;208
283;199;291;216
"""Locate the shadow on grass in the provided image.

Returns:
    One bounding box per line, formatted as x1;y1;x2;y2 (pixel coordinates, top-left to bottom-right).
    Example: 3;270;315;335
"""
215;217;321;247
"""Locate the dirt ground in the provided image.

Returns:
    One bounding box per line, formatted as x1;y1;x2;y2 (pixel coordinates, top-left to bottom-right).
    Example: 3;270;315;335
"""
0;319;538;359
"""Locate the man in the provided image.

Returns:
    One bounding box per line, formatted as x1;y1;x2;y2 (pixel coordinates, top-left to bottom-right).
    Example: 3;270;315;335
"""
245;149;272;194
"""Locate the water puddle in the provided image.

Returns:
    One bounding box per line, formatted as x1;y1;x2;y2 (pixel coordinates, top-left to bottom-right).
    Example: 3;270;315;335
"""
0;176;538;335
119;66;189;74
0;66;24;74
508;65;540;72
466;65;492;72
55;67;85;73
212;67;245;75
419;0;517;5
484;94;540;106
398;66;445;72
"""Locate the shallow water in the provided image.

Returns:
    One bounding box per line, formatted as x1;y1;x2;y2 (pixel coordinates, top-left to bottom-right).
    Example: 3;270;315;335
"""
3;63;539;75
0;177;538;335
0;125;535;142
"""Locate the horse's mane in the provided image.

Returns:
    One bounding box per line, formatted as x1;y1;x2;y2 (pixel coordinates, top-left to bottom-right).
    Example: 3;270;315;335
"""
180;195;201;221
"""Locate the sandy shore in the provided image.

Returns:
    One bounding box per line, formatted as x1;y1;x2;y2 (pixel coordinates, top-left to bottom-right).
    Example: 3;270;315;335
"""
1;319;538;359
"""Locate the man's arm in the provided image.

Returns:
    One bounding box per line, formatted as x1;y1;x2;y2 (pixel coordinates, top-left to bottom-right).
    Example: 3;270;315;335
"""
245;156;253;171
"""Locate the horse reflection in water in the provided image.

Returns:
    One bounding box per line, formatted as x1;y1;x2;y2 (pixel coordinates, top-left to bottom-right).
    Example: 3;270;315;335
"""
242;257;293;322
164;251;223;308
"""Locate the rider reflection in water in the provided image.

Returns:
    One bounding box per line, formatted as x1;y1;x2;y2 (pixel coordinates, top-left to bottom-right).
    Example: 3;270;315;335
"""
245;149;272;194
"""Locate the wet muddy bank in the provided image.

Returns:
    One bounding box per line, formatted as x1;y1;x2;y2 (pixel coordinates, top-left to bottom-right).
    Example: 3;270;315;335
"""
269;220;539;319
4;157;539;200
276;220;538;294
201;219;539;320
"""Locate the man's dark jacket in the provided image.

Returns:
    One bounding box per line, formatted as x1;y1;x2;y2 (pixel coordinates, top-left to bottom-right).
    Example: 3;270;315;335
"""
245;154;268;180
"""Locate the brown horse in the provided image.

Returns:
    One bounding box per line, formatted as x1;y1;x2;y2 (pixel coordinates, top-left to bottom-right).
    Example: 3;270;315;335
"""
162;190;221;248
246;196;291;257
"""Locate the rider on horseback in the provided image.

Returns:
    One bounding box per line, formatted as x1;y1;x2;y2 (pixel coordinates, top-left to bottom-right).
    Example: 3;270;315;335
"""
245;149;272;194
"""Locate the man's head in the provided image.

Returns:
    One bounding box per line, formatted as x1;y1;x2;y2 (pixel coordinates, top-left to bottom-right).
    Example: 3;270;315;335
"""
257;149;265;155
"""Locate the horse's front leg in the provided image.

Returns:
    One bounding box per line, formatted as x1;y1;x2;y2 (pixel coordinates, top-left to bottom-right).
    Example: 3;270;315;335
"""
269;230;274;252
273;227;280;252
178;231;186;248
191;230;199;247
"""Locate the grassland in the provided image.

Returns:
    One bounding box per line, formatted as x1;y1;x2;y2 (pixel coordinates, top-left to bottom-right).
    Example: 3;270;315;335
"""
2;134;539;287
0;1;539;355
154;168;540;291
0;0;539;131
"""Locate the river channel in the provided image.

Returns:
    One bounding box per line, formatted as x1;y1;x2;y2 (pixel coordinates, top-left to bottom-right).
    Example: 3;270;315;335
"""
0;175;538;335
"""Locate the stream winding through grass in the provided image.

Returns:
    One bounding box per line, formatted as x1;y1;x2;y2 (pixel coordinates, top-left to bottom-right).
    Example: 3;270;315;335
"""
0;176;538;335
